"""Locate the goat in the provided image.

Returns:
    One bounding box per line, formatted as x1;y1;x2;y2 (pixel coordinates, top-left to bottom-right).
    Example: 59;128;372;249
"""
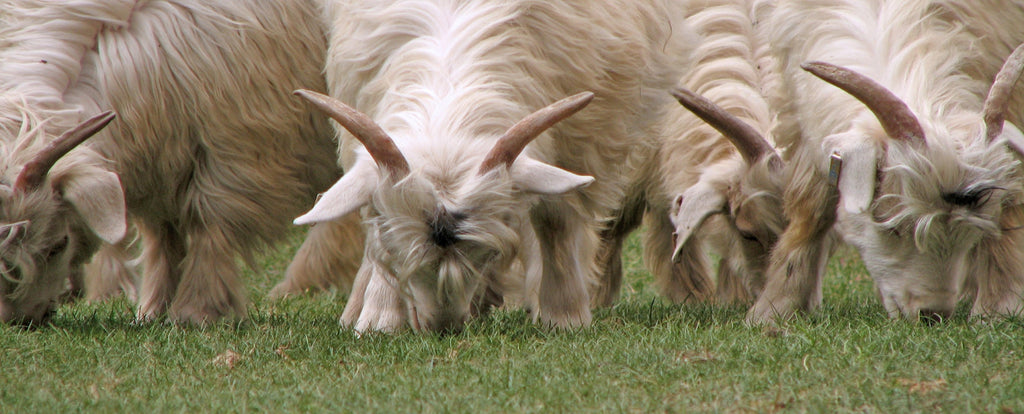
635;0;786;305
296;0;694;333
0;0;351;325
748;0;1024;323
929;1;1024;136
268;214;364;298
80;230;138;302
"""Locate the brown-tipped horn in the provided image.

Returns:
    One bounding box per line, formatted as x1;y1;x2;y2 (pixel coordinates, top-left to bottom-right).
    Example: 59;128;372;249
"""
14;110;116;193
984;43;1024;142
478;91;594;173
670;87;775;166
802;61;925;144
294;89;409;178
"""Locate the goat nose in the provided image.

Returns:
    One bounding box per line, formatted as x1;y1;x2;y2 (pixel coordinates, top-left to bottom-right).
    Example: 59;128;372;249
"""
919;308;952;325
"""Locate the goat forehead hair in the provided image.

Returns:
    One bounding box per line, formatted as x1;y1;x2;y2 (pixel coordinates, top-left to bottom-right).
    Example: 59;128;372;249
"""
370;164;521;235
880;130;1021;203
736;157;787;230
368;168;522;289
872;138;1021;249
0;185;68;298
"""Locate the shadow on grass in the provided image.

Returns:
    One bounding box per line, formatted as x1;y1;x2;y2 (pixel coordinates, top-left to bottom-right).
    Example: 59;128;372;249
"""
20;289;1024;342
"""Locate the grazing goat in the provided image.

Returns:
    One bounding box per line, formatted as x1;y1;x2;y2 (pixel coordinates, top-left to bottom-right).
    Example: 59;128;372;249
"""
637;0;785;305
297;0;694;333
749;0;1024;323
0;0;348;325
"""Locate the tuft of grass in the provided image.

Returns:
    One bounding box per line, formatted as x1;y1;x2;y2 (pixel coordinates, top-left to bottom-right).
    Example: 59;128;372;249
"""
1;229;1022;413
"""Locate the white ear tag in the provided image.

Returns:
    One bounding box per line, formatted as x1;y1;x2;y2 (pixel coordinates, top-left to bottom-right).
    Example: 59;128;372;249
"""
828;152;843;187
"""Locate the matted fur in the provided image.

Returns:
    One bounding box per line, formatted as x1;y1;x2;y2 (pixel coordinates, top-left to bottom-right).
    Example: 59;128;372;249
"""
0;0;352;325
639;0;785;305
750;0;1024;322
312;0;694;332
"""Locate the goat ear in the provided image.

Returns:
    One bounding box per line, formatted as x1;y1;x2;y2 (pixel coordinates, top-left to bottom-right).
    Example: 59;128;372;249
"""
670;182;727;261
510;157;594;195
60;170;127;244
827;132;879;214
294;161;377;225
1000;122;1024;157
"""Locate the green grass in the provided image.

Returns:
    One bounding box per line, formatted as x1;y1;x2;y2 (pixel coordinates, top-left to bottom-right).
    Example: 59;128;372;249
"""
2;230;1023;413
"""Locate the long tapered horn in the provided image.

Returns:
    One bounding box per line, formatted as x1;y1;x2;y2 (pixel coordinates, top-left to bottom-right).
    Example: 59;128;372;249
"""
13;110;116;193
802;61;925;144
294;89;409;178
983;43;1024;142
670;87;777;167
478;91;594;173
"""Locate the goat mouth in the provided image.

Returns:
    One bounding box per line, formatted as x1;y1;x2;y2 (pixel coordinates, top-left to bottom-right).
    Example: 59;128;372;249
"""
7;307;55;329
919;308;953;325
435;321;465;336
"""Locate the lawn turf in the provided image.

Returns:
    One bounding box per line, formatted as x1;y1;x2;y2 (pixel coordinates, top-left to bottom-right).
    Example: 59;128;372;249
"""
1;229;1022;413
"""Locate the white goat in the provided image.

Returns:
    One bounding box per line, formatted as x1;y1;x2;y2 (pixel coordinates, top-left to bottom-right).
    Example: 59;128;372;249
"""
634;0;786;305
929;1;1024;131
296;0;694;333
268;215;365;298
0;0;349;325
749;0;1024;322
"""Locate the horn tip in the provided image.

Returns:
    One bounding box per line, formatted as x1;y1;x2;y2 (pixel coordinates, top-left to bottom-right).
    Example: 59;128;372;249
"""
574;91;595;105
669;87;696;103
800;61;832;74
293;89;322;99
97;110;117;126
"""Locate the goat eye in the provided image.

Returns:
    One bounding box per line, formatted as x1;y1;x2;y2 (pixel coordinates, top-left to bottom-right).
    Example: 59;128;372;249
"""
942;187;996;209
0;259;21;282
46;236;68;258
738;231;758;242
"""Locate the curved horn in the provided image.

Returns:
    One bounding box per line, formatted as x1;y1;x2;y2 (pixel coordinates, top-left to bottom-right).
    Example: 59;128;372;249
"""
984;43;1024;142
478;91;594;173
294;89;409;178
14;110;116;193
670;87;776;166
802;61;925;144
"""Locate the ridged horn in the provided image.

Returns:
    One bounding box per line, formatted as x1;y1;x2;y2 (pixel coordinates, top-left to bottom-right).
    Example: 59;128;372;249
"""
670;87;776;166
802;61;925;144
478;92;594;173
14;110;116;193
984;43;1024;142
294;89;409;178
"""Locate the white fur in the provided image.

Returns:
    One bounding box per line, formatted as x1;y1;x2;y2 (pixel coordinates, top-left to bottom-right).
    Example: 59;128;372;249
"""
312;0;694;332
749;0;1024;322
930;1;1024;128
640;0;785;305
0;0;346;325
